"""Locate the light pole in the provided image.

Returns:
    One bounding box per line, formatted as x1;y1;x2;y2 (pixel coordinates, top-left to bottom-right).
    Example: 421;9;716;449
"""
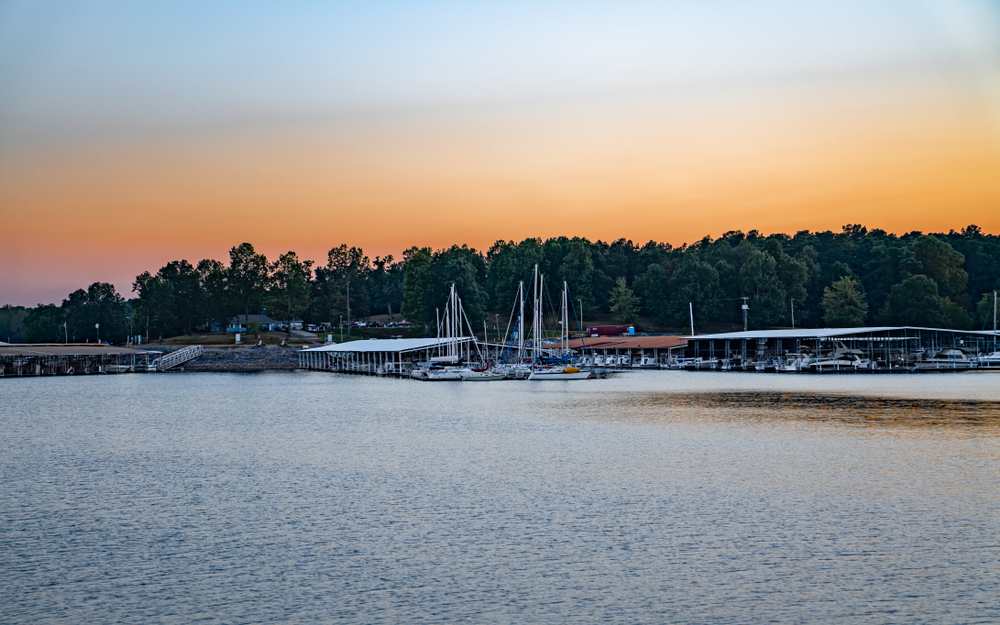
790;298;795;329
340;315;343;342
95;322;100;344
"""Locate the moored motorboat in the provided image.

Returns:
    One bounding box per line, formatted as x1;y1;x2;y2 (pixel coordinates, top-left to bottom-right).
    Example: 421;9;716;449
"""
528;365;591;380
915;348;973;370
976;351;1000;368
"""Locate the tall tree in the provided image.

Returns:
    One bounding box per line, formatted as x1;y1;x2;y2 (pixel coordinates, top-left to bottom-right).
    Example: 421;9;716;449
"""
156;260;203;334
269;251;313;337
132;272;177;342
401;247;434;325
608;277;639;325
228;243;270;322
320;244;370;325
664;254;720;327
197;258;229;328
879;275;947;327
62;283;128;343
821;277;868;327
25;304;65;343
911;235;968;302
371;255;404;322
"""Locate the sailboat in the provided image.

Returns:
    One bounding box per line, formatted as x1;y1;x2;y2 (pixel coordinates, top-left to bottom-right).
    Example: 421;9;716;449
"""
411;283;503;381
528;272;590;380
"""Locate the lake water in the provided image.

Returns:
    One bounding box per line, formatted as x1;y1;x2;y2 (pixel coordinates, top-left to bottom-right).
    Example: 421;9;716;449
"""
2;371;999;624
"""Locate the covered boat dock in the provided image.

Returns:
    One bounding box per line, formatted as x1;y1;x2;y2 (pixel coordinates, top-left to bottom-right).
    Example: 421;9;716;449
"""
567;335;688;368
0;344;160;377
683;326;1000;371
299;337;477;376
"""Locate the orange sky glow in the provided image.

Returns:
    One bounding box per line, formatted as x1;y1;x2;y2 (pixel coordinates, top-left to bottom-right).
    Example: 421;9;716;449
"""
2;2;1000;305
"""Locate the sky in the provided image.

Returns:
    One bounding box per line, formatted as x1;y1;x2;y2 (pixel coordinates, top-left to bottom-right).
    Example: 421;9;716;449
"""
2;0;1000;306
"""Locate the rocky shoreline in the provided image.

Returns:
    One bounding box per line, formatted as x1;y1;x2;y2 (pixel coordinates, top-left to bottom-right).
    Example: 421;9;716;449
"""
136;345;302;372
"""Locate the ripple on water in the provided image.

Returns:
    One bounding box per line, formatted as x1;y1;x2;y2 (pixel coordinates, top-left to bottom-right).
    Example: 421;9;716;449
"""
1;370;998;624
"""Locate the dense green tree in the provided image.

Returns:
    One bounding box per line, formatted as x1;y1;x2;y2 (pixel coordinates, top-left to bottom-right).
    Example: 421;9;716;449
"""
317;244;370;325
269;251;313;337
401;245;488;329
736;246;785;326
197;258;229;327
663;254;720;327
370;255;405;322
557;239;595;316
401;247;434;325
156;260;203;334
608;277;639;325
821;277;868;327
911;235;968;301
62;283;128;343
486;238;542;314
132;272;177;342
25;304;64;343
879;275;947;327
0;305;28;343
228;243;270;322
974;290;999;331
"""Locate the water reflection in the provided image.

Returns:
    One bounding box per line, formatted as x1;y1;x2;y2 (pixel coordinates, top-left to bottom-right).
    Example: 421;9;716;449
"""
564;385;1000;431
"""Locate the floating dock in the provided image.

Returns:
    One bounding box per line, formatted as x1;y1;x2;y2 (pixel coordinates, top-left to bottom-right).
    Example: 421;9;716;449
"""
0;344;161;377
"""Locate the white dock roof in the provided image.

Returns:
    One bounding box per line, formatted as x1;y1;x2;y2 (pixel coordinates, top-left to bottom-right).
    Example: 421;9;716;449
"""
302;337;474;353
684;326;1000;340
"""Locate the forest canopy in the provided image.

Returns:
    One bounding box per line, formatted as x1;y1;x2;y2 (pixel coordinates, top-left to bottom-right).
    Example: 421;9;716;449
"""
18;225;1000;343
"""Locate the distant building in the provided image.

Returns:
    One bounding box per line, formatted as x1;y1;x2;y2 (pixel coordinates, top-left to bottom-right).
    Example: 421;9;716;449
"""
227;315;303;333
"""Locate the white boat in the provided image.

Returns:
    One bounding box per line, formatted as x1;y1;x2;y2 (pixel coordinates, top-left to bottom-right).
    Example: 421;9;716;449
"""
977;351;1000;368
811;349;872;372
778;353;814;372
915;348;973;370
528;366;591;380
425;367;466;381
461;367;505;381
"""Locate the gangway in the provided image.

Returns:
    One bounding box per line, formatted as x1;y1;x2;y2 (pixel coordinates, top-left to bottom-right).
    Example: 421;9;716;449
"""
149;345;204;371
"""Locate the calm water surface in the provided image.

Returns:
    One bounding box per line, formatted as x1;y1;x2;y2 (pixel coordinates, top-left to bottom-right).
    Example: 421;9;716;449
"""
2;371;999;623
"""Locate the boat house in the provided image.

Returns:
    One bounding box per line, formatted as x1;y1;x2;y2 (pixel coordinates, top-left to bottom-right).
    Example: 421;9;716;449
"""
683;326;1000;371
299;337;477;375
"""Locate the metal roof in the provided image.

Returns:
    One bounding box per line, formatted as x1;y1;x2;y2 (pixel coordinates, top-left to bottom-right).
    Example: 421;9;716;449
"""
567;335;687;350
683;327;1000;340
0;344;158;357
302;337;474;353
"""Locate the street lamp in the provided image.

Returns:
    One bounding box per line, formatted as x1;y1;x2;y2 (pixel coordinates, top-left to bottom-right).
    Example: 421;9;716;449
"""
95;322;100;344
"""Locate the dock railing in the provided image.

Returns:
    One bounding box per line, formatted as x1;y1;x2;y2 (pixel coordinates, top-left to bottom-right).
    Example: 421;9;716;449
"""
150;345;204;371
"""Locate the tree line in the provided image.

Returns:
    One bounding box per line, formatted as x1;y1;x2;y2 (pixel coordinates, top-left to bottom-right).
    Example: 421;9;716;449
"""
20;225;1000;343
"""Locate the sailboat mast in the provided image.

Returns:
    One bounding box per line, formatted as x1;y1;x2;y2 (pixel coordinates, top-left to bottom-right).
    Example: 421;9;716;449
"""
562;281;569;353
532;265;539;365
518;281;525;361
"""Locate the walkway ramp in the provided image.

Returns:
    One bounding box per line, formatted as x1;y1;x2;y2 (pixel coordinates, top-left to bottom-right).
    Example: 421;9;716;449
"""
150;345;204;371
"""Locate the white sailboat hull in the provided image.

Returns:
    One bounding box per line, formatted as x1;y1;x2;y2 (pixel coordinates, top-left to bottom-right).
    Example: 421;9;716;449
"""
528;369;591;380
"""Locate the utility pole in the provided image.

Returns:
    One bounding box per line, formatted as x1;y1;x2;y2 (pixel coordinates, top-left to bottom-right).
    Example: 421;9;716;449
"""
790;298;795;329
689;302;695;336
741;297;749;332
